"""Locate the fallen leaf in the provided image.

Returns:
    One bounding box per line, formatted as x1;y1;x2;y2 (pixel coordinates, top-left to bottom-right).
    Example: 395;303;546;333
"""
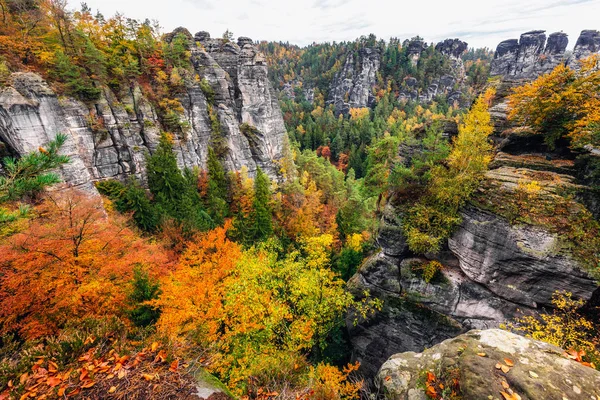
501;381;510;389
425;385;437;398
117;370;127;379
500;391;521;400
142;374;154;381
107;374;114;379
504;358;514;367
19;373;29;385
501;365;511;373
81;380;96;389
169;360;179;373
117;355;130;364
57;386;66;396
384;376;391;382
79;369;88;382
66;387;81;397
150;342;159;352
495;363;502;369
529;371;538;378
48;362;59;373
155;350;167;363
46;376;62;387
108;386;117;394
426;371;436;383
477;352;486;357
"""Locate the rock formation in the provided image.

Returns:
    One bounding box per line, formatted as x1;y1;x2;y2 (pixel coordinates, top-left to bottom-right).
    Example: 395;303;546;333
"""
377;329;600;400
491;29;600;80
568;29;600;69
490;30;567;79
327;47;381;115
397;38;468;105
0;30;287;190
347;73;599;376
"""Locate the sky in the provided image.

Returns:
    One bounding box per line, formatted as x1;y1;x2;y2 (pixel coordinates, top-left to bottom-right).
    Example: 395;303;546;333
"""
72;0;600;49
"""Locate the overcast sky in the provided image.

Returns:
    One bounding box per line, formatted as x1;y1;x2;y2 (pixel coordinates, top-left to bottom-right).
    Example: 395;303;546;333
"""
72;0;600;49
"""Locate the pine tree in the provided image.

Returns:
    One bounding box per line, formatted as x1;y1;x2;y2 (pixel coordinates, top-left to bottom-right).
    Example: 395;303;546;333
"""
249;167;272;242
0;134;70;203
118;180;160;232
127;266;161;327
205;147;229;225
146;133;213;232
146;133;187;208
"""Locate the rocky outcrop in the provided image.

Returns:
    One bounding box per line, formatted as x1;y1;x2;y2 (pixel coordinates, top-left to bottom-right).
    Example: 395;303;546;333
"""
569;29;600;69
490;30;568;79
347;132;598;377
377;329;600;400
397;38;467;105
491;29;600;80
327;47;381;115
0;31;286;190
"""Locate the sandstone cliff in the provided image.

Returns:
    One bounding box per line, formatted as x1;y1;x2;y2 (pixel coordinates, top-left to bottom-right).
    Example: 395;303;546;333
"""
490;29;600;80
347;31;600;376
0;31;286;190
327;47;381;115
397;38;468;106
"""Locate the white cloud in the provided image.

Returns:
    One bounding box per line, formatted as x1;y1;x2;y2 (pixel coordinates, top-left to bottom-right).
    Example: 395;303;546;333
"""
74;0;600;49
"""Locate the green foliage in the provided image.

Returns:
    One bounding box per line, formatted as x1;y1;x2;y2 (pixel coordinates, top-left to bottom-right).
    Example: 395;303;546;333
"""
0;134;70;203
163;33;192;69
249;168;273;242
0;59;10;86
53;50;102;101
205;147;229;225
402;92;494;254
127;266;161;327
333;247;364;281
199;78;215;104
146;133;213;232
118;181;160;232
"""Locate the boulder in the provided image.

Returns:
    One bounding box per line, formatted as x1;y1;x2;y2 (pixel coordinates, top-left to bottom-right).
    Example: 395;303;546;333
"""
377;329;600;400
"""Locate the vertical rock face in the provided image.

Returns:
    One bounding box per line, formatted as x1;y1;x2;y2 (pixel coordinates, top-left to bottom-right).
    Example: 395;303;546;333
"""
327;47;381;115
348;202;598;378
435;38;468;59
568;29;600;69
397;38;468;105
0;31;286;189
491;29;600;80
490;30;569;79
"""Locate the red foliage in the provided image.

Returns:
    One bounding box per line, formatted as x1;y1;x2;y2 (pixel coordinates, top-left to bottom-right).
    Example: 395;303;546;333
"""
0;190;173;338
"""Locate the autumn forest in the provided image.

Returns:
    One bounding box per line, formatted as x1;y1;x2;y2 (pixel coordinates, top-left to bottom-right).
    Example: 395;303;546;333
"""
1;0;600;399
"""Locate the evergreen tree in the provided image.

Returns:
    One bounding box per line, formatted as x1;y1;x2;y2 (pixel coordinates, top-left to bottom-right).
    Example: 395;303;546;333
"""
249;167;272;242
146;133;213;232
127;266;161;327
0;134;70;203
205;147;229;224
117;180;160;232
146;133;186;208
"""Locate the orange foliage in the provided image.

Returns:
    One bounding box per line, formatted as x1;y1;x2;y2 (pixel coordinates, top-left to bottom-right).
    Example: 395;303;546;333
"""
0;190;172;338
154;222;242;341
274;173;337;241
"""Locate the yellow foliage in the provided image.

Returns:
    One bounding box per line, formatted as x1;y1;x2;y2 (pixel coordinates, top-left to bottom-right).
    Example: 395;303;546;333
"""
308;362;363;399
346;233;363;252
349;107;370;121
508;56;600;148
504;291;598;357
301;234;334;268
